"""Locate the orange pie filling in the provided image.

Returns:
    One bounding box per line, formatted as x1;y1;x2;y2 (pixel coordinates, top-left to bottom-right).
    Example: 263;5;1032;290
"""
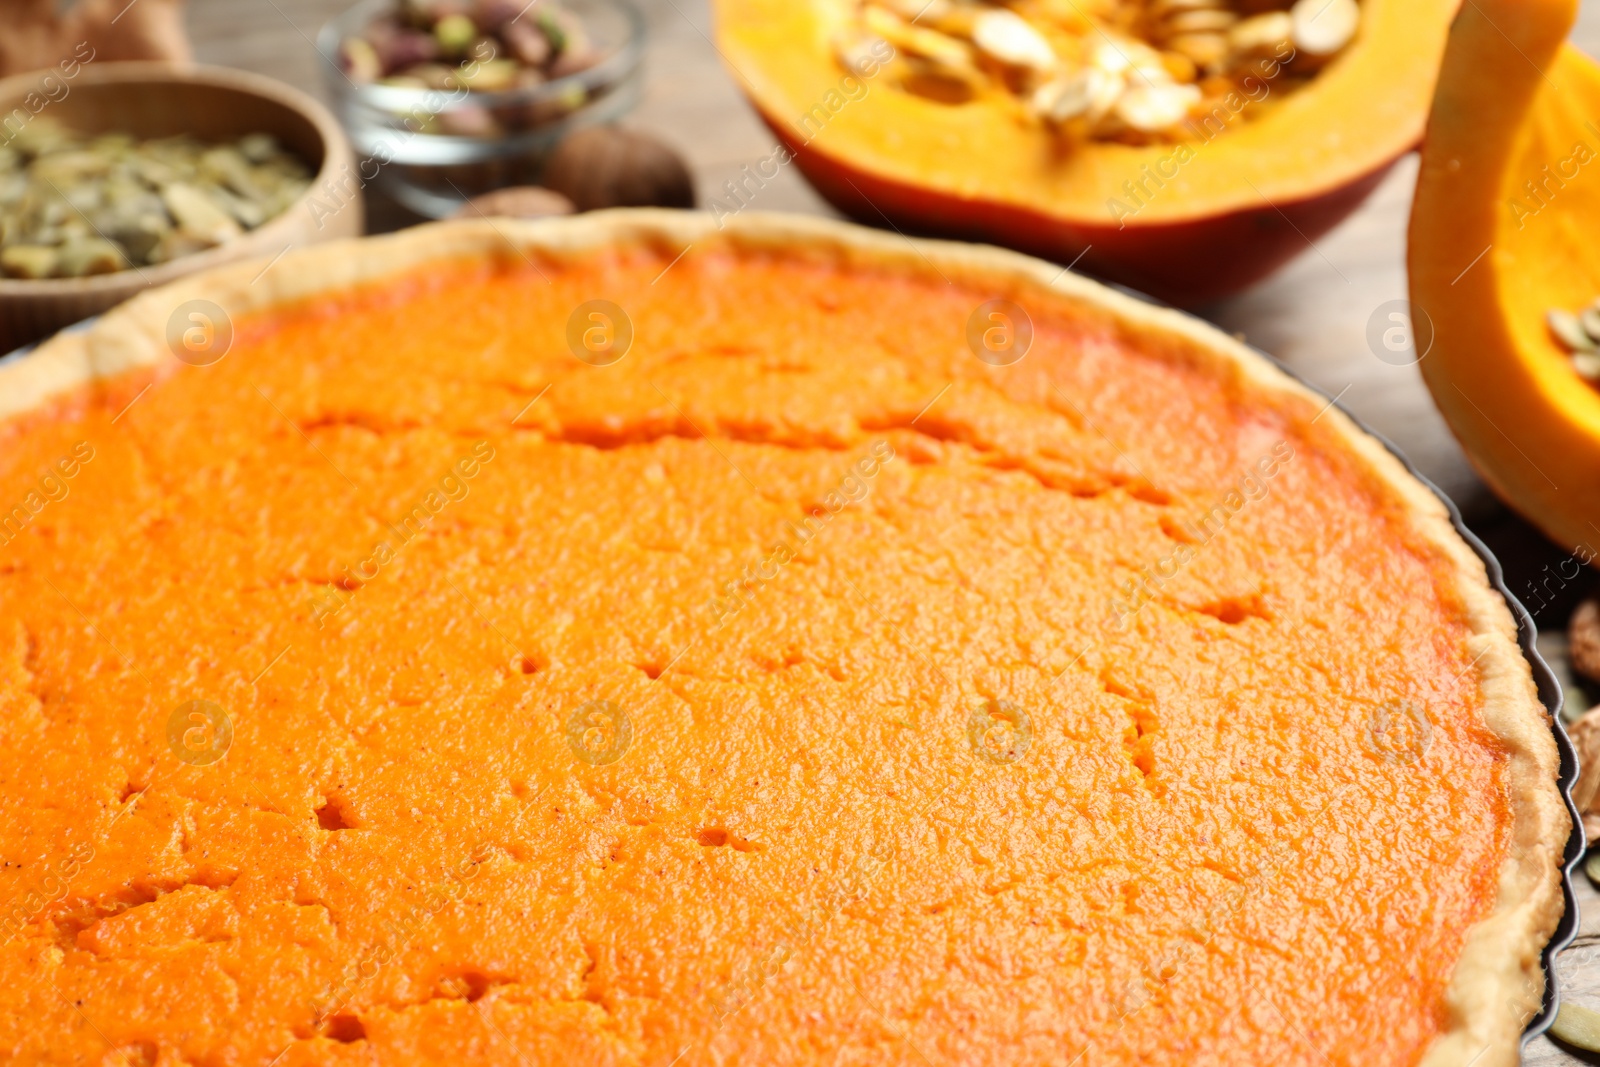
0;245;1512;1064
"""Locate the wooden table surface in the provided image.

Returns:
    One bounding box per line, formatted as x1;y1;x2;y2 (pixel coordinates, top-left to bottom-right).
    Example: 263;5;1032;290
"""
184;1;1600;1060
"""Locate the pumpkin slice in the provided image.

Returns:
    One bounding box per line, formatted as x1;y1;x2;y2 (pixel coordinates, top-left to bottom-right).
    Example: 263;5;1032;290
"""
713;0;1458;304
1408;0;1600;554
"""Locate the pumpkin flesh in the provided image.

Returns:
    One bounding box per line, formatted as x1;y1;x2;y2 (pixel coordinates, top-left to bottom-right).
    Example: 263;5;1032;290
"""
715;0;1458;303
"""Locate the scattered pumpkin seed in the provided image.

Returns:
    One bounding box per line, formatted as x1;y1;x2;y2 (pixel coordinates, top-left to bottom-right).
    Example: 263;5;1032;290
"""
1551;1000;1600;1052
0;117;310;279
1587;849;1600;883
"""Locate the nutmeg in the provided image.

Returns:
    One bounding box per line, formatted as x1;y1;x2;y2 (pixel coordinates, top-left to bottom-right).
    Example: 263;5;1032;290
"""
540;126;696;212
451;185;576;220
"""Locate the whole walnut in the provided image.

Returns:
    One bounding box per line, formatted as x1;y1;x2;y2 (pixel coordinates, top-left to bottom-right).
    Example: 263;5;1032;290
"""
1572;593;1600;683
540;126;695;212
451;185;575;220
0;0;190;76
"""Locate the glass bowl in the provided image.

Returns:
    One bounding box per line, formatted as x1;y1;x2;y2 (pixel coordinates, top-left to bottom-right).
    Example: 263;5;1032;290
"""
316;0;645;219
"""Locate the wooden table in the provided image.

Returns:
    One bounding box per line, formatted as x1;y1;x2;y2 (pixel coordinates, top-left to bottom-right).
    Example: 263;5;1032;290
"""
187;1;1600;1060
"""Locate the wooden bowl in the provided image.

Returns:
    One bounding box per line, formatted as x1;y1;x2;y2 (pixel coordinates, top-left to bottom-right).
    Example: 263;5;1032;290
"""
0;62;361;353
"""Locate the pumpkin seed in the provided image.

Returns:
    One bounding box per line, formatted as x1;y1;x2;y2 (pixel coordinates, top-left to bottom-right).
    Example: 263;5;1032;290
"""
1116;81;1201;132
877;0;953;23
1579;306;1600;342
834;29;894;76
1148;0;1224;19
1575;353;1600;381
1160;50;1200;83
900;60;986;104
1165;8;1237;35
1291;0;1359;57
865;6;976;69
1229;11;1294;56
1548;308;1597;352
971;8;1057;70
1551;1001;1600;1052
843;0;1361;141
1168;32;1230;71
1032;66;1120;123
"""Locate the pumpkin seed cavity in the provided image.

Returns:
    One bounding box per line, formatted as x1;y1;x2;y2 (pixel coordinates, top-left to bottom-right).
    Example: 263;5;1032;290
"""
836;0;1361;143
0;117;311;280
1545;301;1600;382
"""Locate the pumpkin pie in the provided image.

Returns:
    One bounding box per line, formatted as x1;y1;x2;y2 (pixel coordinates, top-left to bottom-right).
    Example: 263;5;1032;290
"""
0;212;1569;1065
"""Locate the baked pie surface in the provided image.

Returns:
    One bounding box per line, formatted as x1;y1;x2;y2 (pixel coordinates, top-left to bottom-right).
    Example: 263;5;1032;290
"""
0;212;1567;1066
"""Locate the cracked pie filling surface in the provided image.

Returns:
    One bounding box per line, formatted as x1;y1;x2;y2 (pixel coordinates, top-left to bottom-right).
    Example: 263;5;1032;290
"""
0;213;1568;1066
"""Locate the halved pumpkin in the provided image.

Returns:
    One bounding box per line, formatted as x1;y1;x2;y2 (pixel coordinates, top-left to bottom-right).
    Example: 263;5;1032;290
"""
713;0;1458;305
1408;0;1600;554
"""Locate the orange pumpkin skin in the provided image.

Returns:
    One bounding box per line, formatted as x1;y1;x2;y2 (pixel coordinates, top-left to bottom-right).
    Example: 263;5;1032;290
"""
760;115;1398;306
715;0;1457;306
1408;0;1600;553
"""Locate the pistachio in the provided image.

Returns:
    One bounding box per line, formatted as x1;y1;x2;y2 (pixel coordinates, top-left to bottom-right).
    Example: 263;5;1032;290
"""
455;57;521;91
502;18;552;67
160;182;243;244
0;244;58;279
341;36;383;82
0;124;310;278
434;13;478;56
56;237;129;276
